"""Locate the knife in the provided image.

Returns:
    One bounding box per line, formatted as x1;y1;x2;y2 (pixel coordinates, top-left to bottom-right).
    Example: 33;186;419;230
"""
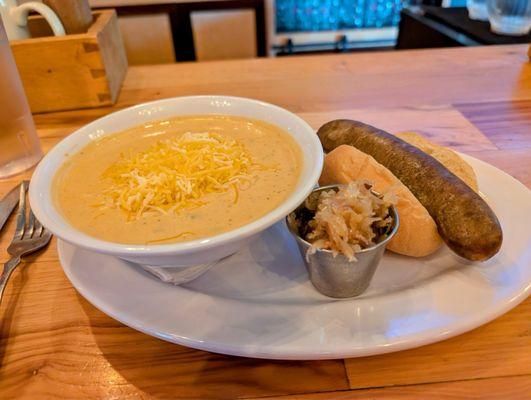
0;181;28;233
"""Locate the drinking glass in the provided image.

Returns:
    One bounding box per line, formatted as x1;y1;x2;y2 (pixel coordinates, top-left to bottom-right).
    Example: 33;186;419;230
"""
487;0;531;35
467;0;489;21
0;20;42;178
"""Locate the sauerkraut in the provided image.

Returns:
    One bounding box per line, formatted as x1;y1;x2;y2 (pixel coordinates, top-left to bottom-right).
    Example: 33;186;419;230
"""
300;181;396;261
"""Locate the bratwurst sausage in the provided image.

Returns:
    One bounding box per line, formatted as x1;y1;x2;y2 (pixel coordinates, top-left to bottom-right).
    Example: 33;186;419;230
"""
317;120;502;261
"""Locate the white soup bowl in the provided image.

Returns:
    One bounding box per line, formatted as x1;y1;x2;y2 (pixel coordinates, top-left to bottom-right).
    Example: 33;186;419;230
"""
29;96;323;274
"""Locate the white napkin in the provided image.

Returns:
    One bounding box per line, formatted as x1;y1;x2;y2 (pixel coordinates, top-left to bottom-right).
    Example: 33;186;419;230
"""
140;262;218;285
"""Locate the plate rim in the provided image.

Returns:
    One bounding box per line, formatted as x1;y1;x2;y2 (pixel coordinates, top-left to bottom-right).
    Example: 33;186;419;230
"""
58;153;531;360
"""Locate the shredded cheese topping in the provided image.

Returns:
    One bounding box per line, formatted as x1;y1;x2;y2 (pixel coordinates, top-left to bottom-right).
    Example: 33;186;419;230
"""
101;132;254;218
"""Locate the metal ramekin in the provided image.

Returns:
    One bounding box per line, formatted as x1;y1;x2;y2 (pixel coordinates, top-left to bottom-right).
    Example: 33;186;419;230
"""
286;184;399;298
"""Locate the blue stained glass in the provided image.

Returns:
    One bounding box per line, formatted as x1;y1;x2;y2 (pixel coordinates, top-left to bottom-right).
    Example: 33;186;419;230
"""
276;0;409;32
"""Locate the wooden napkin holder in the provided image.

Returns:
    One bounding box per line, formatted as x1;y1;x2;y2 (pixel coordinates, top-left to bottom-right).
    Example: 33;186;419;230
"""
10;10;128;113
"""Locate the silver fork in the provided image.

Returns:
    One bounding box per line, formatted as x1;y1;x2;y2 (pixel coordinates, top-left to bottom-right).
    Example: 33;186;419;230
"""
0;181;52;303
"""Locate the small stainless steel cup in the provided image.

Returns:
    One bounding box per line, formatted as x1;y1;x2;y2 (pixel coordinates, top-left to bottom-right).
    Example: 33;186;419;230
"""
287;185;399;298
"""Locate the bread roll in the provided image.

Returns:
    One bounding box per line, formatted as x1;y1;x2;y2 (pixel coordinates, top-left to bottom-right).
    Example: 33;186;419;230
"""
396;132;478;191
319;145;442;257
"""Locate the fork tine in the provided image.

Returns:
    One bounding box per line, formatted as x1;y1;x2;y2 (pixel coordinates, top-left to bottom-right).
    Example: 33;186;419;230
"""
33;214;43;237
13;181;27;240
41;227;52;242
25;209;36;238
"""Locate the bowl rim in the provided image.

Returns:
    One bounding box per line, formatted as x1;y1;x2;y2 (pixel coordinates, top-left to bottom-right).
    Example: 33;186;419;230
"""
286;183;400;255
29;95;324;256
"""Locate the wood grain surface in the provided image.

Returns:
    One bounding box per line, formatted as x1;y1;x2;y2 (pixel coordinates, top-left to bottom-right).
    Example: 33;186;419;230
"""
0;44;530;399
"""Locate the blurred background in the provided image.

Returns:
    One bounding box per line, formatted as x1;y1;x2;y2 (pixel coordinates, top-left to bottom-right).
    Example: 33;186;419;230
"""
20;0;530;64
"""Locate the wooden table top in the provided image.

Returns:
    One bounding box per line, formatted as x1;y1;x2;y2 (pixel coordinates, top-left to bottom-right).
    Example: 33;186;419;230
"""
1;44;530;399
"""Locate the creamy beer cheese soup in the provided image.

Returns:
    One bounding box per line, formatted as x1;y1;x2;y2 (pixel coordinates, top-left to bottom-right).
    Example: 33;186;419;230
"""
53;115;302;244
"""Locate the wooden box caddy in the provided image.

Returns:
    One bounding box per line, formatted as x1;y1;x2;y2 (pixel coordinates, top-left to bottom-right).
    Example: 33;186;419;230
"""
10;10;127;113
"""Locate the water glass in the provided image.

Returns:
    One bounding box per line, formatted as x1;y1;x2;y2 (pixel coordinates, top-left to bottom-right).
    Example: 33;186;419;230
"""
0;20;42;178
467;0;489;20
487;0;531;35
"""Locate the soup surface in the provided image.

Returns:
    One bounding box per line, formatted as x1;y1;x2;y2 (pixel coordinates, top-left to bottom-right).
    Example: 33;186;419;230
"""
53;115;302;244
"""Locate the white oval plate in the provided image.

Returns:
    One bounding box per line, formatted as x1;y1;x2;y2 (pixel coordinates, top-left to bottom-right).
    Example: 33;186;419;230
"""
58;155;531;360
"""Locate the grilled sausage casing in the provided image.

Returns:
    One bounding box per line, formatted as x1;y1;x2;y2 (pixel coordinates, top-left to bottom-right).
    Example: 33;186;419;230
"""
317;120;502;261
